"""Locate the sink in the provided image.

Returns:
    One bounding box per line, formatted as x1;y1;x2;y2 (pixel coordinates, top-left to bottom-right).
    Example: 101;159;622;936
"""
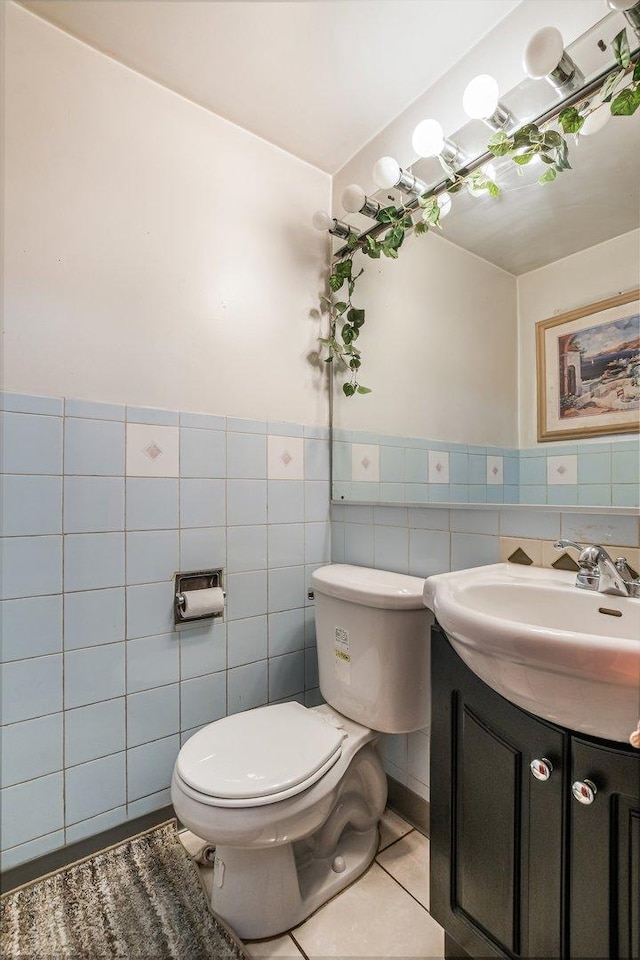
423;563;640;743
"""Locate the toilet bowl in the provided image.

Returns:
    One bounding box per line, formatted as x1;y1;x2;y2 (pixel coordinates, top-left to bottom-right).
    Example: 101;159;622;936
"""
171;564;431;940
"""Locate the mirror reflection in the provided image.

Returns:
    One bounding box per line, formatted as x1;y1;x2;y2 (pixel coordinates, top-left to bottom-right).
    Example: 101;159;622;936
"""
330;10;640;510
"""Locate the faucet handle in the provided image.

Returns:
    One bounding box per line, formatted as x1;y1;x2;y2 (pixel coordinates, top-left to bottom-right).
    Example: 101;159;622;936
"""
554;539;585;555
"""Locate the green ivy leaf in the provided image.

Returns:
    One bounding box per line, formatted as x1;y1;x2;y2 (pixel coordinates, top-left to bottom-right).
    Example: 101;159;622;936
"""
377;206;401;223
513;152;534;165
542;130;563;148
381;244;399;259
334;301;348;315
364;235;381;259
600;69;625;103
347;308;365;327
414;221;428;236
554;137;571;172
610;86;640;116
613;28;631;69
487;131;512;156
329;274;343;292
421;197;440;225
356;386;372;395
345;233;360;251
334;260;352;279
343;383;356;397
634;60;640;83
513;123;540;149
486;180;500;198
558;107;584;134
539;167;557;185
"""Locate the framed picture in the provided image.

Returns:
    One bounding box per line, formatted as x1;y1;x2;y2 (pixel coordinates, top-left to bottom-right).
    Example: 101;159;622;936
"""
536;288;640;442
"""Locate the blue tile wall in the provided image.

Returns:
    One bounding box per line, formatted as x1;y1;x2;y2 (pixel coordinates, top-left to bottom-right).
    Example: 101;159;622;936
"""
0;393;328;869
331;430;638;508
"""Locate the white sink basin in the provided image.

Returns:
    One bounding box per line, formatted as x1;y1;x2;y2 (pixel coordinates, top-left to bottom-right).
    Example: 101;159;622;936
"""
423;563;640;743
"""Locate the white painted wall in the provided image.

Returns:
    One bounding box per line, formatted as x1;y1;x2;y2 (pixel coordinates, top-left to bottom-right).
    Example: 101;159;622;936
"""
517;228;640;448
2;3;331;425
332;229;518;447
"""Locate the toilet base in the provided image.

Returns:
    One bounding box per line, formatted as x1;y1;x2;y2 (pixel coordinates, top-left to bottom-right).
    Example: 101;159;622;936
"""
199;823;379;941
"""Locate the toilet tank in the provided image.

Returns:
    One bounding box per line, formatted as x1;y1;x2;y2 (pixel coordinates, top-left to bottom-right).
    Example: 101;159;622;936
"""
311;564;432;733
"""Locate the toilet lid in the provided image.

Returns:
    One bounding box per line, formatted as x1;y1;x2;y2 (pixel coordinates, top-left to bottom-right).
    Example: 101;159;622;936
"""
176;702;346;803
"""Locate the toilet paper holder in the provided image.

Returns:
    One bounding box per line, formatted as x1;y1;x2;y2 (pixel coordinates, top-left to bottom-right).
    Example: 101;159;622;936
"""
174;569;225;625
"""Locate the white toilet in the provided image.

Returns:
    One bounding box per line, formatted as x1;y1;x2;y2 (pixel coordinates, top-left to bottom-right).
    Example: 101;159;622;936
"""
171;563;431;940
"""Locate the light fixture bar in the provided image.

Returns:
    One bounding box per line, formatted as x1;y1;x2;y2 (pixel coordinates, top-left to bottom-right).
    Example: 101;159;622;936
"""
484;103;516;132
335;47;639;258
328;219;360;240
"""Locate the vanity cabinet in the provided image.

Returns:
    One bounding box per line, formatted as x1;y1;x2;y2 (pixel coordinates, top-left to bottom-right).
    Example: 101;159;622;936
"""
430;624;640;960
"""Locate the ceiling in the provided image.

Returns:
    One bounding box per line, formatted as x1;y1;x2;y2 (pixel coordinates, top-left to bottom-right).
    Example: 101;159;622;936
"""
21;0;521;174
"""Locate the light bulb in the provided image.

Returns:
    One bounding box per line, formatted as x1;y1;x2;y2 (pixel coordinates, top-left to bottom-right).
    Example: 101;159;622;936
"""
581;107;611;136
342;184;367;214
372;156;401;190
607;0;639;9
523;27;565;79
437;193;452;218
463;75;500;120
412;119;445;158
312;210;333;231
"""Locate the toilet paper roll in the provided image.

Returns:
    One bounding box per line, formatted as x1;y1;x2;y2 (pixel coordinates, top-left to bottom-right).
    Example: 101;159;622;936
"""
181;587;225;619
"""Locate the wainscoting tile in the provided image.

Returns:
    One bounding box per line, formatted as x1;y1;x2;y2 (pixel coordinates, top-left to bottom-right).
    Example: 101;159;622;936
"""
0;476;62;536
0;772;64;850
64;587;125;649
1;412;63;475
227;661;268;715
64;698;126;767
64;418;124;476
1;595;63;662
126;423;179;478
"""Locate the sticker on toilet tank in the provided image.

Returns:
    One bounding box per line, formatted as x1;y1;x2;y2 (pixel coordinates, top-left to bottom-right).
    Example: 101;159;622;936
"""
335;627;351;685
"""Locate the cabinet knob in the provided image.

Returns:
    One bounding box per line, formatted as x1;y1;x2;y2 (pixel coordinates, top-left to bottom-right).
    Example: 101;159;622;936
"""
530;757;553;781
572;779;597;804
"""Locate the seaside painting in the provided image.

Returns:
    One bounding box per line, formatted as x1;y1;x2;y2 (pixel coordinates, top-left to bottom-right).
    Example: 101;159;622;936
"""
537;289;640;441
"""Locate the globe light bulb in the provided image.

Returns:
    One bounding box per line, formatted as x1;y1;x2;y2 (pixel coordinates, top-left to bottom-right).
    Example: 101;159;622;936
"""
312;210;334;231
523;27;565;79
342;184;367;214
463;75;500;120
372;157;401;190
437;193;452;218
581;107;611;136
412;119;445;158
607;0;639;9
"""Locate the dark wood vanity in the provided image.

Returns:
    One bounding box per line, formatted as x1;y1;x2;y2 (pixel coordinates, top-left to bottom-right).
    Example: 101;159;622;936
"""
430;624;640;960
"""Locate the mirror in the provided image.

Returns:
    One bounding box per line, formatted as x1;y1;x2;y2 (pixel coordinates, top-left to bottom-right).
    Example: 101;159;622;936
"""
331;11;640;510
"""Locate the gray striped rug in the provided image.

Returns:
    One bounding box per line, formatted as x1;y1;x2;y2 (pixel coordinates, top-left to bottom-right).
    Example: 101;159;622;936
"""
1;822;250;959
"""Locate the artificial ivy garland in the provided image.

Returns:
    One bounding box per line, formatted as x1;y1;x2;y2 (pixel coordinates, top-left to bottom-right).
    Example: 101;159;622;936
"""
320;28;640;397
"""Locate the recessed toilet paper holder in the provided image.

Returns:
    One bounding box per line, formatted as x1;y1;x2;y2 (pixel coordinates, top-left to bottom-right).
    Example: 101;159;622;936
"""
175;569;225;625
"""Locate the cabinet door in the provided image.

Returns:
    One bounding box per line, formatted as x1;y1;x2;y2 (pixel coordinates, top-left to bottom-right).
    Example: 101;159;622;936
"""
569;738;640;959
431;627;567;959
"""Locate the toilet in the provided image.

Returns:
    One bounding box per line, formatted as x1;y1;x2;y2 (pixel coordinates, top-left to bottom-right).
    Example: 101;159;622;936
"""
171;563;431;940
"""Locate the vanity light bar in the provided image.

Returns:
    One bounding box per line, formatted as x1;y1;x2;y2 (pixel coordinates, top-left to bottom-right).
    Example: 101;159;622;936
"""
334;45;640;258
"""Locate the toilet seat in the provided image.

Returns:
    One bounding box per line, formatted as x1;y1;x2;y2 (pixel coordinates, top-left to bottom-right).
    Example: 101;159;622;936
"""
176;702;347;808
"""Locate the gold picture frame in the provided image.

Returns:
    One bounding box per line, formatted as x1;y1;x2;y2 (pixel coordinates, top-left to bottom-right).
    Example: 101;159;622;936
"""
536;288;640;442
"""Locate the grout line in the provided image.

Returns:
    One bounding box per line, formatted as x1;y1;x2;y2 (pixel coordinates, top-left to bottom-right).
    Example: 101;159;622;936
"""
375;857;433;916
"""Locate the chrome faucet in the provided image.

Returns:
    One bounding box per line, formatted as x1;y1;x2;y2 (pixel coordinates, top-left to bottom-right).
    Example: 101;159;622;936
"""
554;540;637;598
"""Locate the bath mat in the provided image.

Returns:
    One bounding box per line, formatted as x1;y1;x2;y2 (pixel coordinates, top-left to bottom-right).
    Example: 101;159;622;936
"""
1;821;250;959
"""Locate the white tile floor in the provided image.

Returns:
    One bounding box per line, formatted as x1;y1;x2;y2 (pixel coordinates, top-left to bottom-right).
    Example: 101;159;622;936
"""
181;809;445;959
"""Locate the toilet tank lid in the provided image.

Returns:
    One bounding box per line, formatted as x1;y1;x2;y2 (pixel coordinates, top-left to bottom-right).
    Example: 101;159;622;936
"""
311;564;426;610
